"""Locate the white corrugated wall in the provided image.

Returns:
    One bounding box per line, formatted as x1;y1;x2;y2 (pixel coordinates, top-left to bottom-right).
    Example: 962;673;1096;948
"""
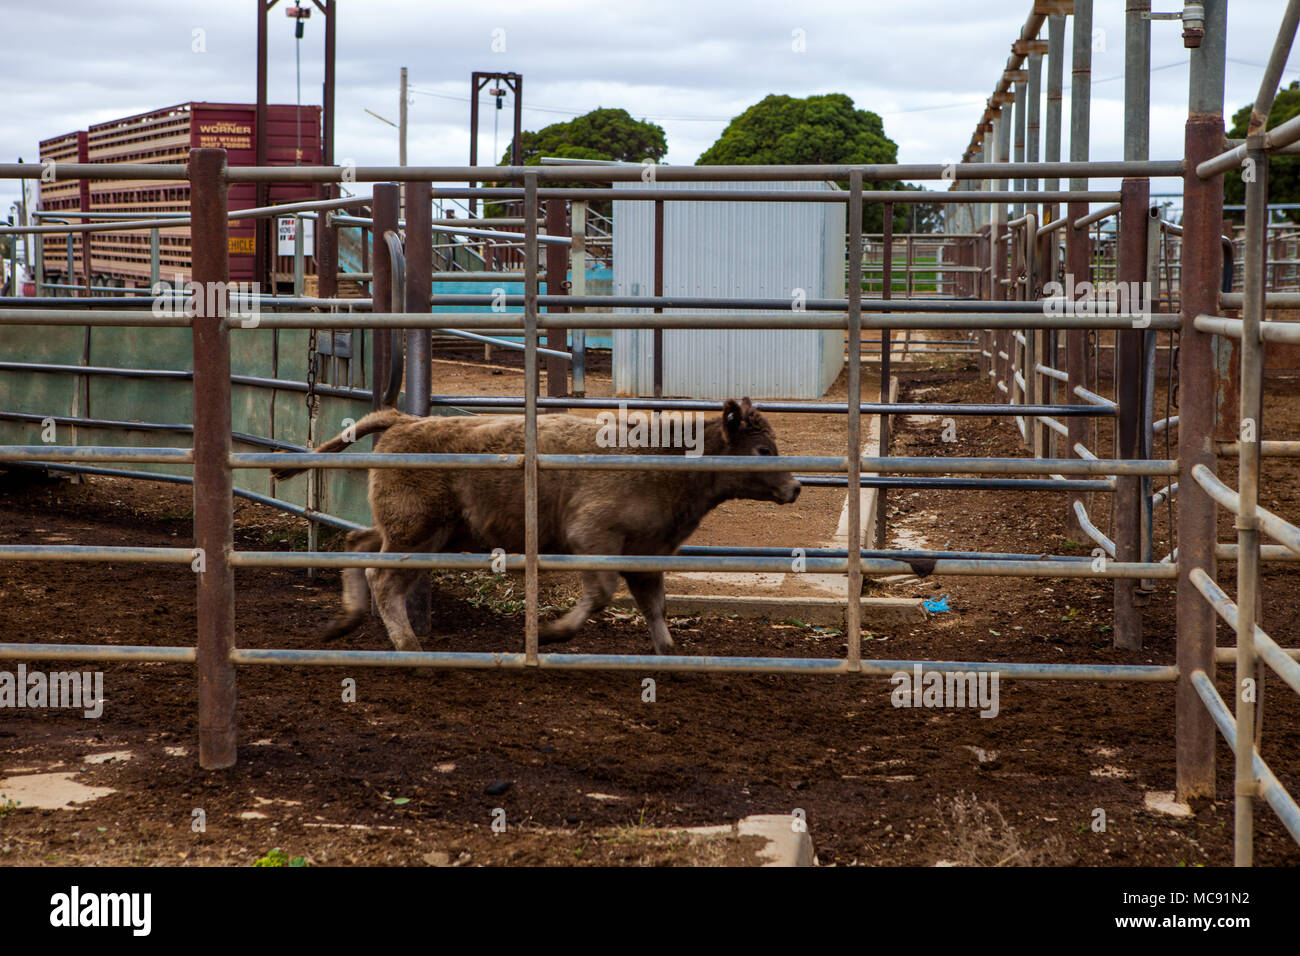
611;180;845;399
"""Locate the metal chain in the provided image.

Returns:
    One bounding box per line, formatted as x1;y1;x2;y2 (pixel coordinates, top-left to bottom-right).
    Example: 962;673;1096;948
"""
306;327;319;417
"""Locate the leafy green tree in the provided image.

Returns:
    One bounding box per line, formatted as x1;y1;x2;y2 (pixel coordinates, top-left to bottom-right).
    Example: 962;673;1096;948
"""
497;107;667;166
486;108;667;219
696;93;939;233
1225;81;1300;222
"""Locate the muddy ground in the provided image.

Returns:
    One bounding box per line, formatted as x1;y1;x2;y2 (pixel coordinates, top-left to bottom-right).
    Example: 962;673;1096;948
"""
1;347;1298;867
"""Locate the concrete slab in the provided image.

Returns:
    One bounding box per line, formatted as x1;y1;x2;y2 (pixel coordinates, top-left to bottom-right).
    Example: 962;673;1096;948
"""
736;814;816;867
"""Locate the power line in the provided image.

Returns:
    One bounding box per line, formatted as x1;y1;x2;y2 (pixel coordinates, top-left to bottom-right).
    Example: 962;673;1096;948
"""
407;86;731;122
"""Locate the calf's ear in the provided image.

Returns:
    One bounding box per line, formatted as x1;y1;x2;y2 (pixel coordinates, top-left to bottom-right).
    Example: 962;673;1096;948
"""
723;398;743;443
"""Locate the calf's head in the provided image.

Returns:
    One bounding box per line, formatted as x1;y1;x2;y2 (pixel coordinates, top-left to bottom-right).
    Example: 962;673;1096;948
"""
716;397;801;504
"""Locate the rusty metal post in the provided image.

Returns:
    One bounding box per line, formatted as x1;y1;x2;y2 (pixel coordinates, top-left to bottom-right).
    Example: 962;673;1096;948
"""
77;132;91;297
653;200;664;398
1113;180;1148;650
318;213;338;299
255;0;270;290
404;180;432;638
318;0;337;296
189;148;237;770
544;200;569;397
876;202;893;550
370;184;399;410
1176;0;1226;802
523;172;540;664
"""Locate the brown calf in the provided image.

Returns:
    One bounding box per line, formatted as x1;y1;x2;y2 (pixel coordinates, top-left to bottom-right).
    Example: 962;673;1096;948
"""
274;398;800;654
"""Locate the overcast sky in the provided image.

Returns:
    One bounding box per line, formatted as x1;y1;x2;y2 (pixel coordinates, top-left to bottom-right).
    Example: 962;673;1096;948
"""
0;0;1295;220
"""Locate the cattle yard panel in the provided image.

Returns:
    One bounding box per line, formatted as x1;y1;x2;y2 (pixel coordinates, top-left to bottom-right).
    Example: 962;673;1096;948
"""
0;0;1298;866
960;0;1300;863
0;158;1215;769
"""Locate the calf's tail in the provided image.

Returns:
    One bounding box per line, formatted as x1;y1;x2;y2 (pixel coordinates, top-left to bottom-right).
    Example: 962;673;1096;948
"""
272;408;411;481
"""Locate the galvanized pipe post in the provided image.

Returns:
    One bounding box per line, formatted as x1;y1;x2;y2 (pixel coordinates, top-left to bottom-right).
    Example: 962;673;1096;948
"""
370;184;399;410
149;227;160;290
653;200;665;398
570;201;587;397
846;170;864;669
1065;0;1093;539
1114;181;1148;650
1234;140;1267;866
189;148;237;770
993;111;1010;394
404;180;433;638
1176;0;1227;802
876;201;894;550
1013;80;1027;220
523;172;540;664
544;200;569;397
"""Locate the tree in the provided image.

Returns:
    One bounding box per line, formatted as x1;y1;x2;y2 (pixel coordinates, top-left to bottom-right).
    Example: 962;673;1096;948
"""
486;108;667;219
696;93;940;233
1224;81;1300;223
498;107;667;166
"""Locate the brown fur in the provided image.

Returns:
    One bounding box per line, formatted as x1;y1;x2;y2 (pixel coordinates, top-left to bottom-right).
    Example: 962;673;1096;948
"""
290;398;800;653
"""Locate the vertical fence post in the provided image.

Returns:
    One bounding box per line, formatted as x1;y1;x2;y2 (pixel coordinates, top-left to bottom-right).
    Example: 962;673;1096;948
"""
404;179;433;639
1113;180;1148;650
846;170;864;670
293;214;305;296
189;147;237;770
523;172;540;665
149;227;160;291
653;200;664;398
1065;0;1093;539
1234;141;1267;866
544;199;569;397
571;200;587;397
370;184;399;410
876;201;893;550
1044;16;1065;461
1176;0;1226;802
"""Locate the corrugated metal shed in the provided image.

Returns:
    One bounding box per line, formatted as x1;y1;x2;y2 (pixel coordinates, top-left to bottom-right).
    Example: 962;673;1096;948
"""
612;180;845;399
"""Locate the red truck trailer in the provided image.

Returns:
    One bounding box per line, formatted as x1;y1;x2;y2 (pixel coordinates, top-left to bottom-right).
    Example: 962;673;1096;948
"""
38;101;322;289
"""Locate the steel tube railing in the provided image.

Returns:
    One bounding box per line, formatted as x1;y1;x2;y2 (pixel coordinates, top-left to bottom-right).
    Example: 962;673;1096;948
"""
1191;671;1300;845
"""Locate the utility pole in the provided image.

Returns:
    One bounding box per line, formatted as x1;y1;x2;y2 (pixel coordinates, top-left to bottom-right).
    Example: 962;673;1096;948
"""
397;66;408;218
399;67;408;167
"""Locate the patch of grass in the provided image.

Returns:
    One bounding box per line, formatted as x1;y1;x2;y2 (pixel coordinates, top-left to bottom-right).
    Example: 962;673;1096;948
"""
0;794;20;819
252;847;307;867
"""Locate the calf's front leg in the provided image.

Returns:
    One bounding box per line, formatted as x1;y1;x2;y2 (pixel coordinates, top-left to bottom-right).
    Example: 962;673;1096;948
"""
622;571;675;655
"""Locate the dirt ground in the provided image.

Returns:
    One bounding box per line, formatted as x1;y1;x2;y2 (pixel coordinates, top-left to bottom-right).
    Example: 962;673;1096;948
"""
1;342;1299;867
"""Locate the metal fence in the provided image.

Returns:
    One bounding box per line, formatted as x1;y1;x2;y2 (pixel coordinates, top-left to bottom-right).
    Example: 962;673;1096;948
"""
963;0;1300;866
0;0;1297;868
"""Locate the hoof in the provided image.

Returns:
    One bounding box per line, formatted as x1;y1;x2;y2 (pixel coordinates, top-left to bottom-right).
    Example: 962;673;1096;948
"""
538;625;577;645
322;612;365;642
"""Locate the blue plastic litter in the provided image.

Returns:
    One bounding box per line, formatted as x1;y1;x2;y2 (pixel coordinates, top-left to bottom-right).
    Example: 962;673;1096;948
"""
922;595;951;613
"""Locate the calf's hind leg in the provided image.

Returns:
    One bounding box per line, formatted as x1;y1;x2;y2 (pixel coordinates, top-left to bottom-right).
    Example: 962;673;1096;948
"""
622;571;674;654
323;527;382;641
540;570;618;644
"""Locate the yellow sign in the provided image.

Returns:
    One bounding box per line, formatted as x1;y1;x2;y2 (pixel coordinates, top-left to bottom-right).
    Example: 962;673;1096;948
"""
228;236;255;254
